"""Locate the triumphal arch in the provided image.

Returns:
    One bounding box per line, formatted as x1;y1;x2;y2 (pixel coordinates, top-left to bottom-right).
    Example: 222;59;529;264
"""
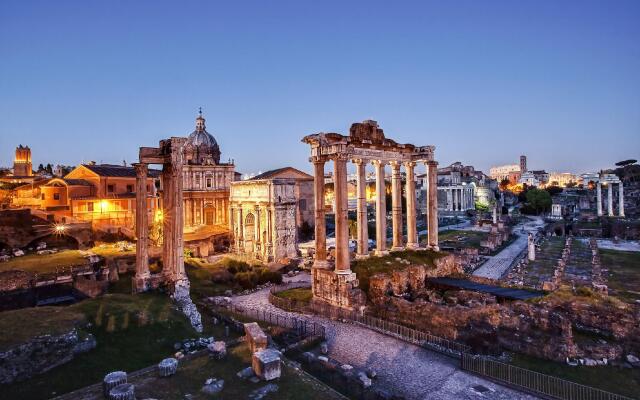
302;120;439;309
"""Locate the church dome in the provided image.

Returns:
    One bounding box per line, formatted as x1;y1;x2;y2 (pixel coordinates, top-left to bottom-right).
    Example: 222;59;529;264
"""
185;111;221;164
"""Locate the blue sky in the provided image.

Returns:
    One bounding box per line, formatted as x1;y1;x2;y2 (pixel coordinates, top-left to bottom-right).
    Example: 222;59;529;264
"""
1;0;638;175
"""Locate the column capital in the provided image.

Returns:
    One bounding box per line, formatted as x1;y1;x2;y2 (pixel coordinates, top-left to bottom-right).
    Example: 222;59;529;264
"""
389;160;401;170
403;161;416;168
426;160;439;168
332;153;350;162
311;156;327;164
133;162;148;176
371;159;387;167
351;157;368;165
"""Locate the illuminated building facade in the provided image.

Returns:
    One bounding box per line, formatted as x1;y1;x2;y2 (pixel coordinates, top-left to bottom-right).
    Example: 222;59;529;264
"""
13;145;33;177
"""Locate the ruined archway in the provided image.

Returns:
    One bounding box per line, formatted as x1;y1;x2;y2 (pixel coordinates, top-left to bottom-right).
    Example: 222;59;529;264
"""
244;213;255;253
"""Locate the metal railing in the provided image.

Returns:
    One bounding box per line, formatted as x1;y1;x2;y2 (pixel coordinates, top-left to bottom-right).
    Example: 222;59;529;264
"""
223;303;326;339
268;282;312;313
461;353;634;400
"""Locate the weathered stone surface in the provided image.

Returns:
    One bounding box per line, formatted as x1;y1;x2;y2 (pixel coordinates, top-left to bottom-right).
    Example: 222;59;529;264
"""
158;357;178;377
252;348;281;381
171;280;203;333
0;329;96;385
103;371;127;397
201;378;224;395
108;383;135;400
208;341;227;359
248;383;279;400
244;322;268;354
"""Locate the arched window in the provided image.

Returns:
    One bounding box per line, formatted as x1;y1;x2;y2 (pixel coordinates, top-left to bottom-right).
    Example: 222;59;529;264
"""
245;213;255;226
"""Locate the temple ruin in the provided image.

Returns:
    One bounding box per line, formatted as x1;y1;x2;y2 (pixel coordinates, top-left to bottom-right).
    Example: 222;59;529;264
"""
302;120;439;309
134;137;188;292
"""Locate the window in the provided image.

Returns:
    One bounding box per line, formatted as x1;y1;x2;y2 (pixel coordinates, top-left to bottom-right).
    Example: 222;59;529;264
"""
206;178;212;188
53;193;60;200
87;202;94;212
41;194;45;200
195;174;201;187
299;199;307;211
126;184;133;193
107;184;115;193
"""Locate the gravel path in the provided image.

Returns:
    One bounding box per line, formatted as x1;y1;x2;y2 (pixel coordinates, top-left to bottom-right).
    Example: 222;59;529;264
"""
473;217;545;279
232;283;538;400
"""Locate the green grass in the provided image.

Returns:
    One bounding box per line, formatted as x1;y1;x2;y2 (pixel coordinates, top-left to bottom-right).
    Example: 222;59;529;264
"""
601;248;640;304
510;353;640;399
275;287;313;303
353;249;444;295
1;292;203;400
431;230;488;250
0;306;86;352
130;343;344;400
0;250;89;274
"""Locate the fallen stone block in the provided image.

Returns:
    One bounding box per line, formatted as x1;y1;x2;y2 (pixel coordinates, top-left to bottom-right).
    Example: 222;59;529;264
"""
244;322;268;354
158;357;178;377
252;348;281;381
103;371;127;397
108;383;135;400
208;341;227;359
201;378;224;395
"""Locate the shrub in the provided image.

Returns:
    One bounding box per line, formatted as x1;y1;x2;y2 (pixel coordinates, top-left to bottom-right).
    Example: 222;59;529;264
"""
210;268;234;284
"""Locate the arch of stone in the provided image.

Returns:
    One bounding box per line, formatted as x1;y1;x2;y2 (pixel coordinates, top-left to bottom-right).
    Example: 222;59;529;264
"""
133;137;188;293
302;120;439;310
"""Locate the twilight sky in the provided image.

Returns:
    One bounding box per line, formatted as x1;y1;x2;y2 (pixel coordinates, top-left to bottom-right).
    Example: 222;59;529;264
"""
1;0;639;176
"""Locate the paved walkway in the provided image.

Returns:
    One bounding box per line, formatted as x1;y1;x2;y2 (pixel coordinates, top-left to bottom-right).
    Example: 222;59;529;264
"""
231;284;538;400
473;217;545;279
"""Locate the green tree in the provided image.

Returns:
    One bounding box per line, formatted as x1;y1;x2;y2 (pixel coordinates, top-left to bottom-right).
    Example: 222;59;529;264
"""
499;178;510;191
526;188;551;215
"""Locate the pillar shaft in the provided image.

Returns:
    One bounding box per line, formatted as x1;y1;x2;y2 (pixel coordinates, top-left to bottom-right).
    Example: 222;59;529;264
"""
161;159;185;283
596;182;603;216
447;189;453;211
374;160;388;255
607;183;613;216
255;206;261;254
405;162;418;249
391;161;403;250
427;161;439;250
313;159;328;267
355;159;369;256
619;183;625;217
333;155;350;272
134;163;150;291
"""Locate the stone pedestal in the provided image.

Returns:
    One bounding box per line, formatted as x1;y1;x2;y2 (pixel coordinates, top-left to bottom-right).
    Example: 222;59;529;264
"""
108;383;135;400
103;371;127;397
158;358;178;377
252;349;282;381
244;322;268;354
311;267;365;310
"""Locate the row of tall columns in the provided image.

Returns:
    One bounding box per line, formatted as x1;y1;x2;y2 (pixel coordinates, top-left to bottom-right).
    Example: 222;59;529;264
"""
313;156;438;270
444;186;473;211
596;182;625;217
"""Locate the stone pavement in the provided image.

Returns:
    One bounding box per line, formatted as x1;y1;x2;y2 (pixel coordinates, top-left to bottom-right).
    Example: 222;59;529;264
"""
473;217;545;279
231;284;538;400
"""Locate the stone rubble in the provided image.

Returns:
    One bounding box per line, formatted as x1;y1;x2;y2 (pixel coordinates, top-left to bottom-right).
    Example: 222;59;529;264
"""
171;280;203;333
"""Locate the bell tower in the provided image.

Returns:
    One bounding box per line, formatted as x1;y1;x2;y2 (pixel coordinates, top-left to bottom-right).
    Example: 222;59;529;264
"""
14;145;33;176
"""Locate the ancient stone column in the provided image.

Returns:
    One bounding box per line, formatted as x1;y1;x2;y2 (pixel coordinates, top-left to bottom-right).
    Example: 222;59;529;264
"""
446;189;453;211
354;159;369;258
619;183;625;217
333;155;350;273
161;164;175;281
237;208;244;253
426;161;439;250
133;163;150;292
596;182;603;216
312;158;328;268
390;161;403;251
373;160;388;255
404;162;418;249
255;206;261;255
266;208;273;260
607;183;613;216
528;233;535;261
229;206;235;251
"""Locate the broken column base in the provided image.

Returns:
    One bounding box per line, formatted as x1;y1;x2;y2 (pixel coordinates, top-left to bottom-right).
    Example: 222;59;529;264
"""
252;348;282;381
132;274;151;293
311;267;366;310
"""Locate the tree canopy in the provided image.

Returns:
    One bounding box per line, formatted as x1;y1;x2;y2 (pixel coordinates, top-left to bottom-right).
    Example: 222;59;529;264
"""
525;188;552;215
615;159;637;167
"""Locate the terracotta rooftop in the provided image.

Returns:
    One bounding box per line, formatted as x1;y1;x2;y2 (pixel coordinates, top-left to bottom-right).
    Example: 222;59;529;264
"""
83;164;161;178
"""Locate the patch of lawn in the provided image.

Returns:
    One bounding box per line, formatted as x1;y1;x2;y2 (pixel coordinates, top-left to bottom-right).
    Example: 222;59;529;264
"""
353;249;444;295
0;250;89;274
1;293;199;400
275;287;313;303
510;353;640;399
0;306;86;352
438;230;488;249
601;248;640;304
